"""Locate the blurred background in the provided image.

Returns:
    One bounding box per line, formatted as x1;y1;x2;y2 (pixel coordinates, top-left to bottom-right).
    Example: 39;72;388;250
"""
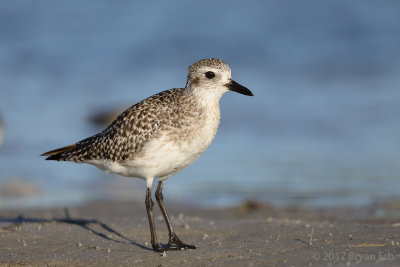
0;1;399;208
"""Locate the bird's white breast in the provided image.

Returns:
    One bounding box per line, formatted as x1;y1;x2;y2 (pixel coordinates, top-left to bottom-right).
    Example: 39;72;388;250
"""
89;99;221;180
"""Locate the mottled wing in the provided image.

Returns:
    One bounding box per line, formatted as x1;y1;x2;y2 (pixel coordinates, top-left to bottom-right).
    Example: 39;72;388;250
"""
42;89;182;162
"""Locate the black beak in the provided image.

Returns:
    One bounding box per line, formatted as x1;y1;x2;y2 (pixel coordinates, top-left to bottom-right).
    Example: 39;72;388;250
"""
226;80;254;96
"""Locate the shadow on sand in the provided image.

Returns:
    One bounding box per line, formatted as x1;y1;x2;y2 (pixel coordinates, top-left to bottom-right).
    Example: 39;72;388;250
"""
0;208;151;251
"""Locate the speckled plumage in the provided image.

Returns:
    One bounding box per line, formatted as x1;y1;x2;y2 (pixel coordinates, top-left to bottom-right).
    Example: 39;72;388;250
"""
42;58;253;251
46;88;200;162
42;58;252;181
188;58;229;75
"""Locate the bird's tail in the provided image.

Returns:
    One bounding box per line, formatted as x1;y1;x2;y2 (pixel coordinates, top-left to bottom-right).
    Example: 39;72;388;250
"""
41;144;77;160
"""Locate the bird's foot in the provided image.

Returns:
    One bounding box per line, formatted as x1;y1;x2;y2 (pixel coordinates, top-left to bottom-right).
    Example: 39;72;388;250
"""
152;243;166;252
151;234;196;252
166;234;196;250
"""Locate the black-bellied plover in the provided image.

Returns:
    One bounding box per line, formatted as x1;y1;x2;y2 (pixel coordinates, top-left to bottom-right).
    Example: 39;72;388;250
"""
41;58;253;252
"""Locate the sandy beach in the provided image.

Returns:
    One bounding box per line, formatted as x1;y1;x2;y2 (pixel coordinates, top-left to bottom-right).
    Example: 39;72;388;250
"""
1;200;400;266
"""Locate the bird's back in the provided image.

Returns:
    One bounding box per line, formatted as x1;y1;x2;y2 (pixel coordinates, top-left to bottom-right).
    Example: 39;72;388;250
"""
42;88;199;163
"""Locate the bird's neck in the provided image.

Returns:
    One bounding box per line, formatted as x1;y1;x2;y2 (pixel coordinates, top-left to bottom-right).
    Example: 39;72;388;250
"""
185;85;225;106
184;88;221;150
185;87;223;122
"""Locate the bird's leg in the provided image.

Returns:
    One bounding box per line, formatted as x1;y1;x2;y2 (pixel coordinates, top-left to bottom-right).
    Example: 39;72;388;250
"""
155;181;196;250
145;186;163;252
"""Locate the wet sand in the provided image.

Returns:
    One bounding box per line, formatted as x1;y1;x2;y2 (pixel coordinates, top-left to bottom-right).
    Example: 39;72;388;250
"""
1;200;400;266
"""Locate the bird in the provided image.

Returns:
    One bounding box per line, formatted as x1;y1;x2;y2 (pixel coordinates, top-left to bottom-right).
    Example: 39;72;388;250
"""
41;58;254;252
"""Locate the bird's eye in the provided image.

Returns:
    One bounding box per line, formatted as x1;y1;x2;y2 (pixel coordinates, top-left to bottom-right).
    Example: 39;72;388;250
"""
205;71;215;79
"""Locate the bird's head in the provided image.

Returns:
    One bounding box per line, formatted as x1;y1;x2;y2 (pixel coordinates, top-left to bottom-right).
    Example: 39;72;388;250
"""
186;58;253;99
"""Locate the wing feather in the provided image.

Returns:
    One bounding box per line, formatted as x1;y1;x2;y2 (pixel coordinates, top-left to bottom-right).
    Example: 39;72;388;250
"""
41;89;183;162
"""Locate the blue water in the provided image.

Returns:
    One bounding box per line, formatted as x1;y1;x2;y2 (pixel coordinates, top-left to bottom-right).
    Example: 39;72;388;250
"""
1;1;400;208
